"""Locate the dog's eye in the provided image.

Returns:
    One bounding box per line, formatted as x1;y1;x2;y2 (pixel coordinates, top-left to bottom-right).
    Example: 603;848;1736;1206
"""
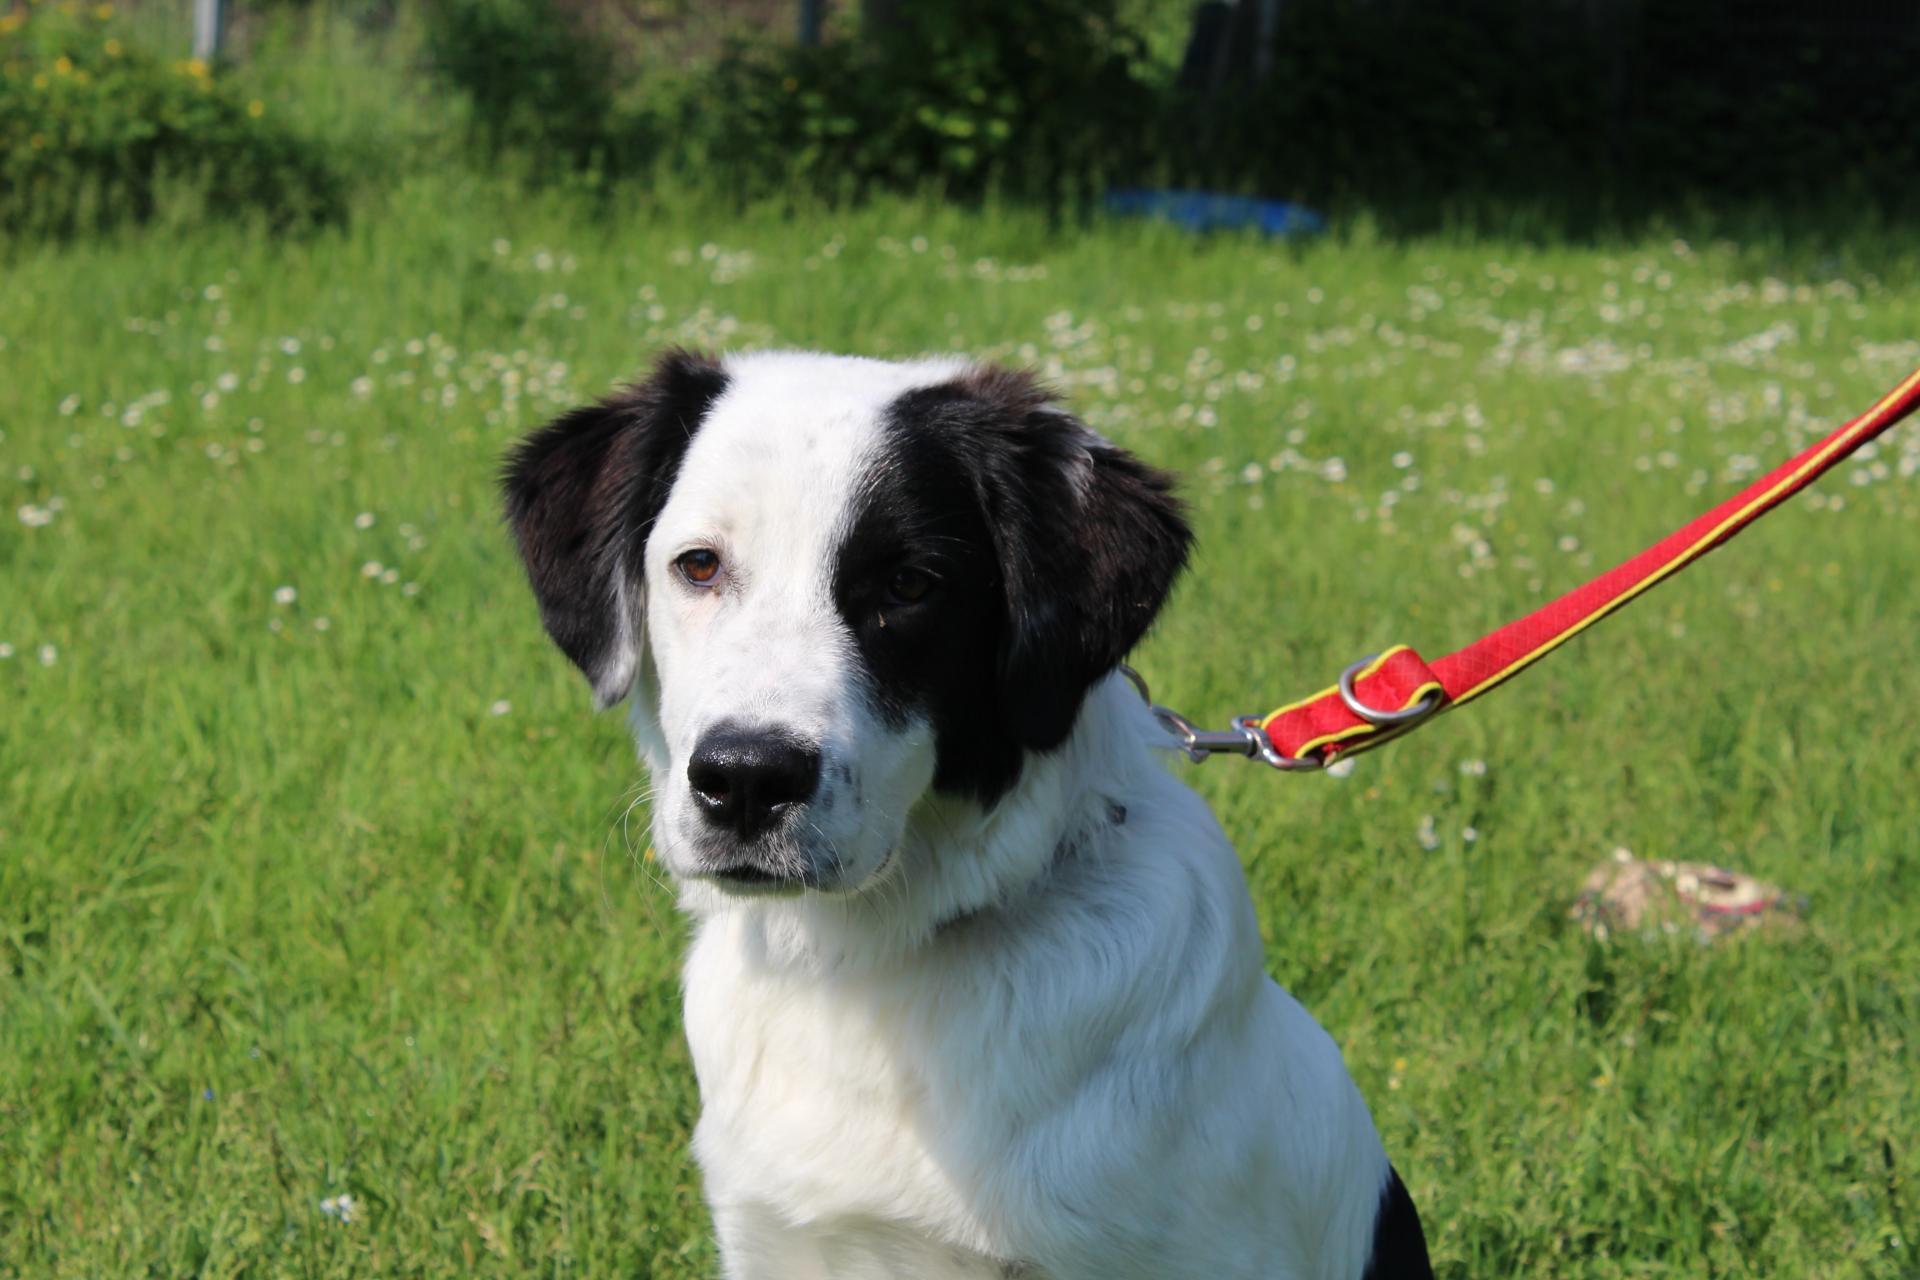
886;567;936;605
676;549;724;587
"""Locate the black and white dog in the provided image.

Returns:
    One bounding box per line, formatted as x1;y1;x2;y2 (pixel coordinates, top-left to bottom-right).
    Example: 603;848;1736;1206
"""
503;349;1432;1279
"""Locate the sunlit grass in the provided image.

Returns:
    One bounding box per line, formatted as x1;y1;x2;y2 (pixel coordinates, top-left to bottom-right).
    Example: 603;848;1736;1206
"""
3;178;1918;1277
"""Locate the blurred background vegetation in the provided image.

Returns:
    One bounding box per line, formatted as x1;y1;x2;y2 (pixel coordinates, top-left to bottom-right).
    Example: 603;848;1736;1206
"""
5;3;1920;1275
4;0;1918;240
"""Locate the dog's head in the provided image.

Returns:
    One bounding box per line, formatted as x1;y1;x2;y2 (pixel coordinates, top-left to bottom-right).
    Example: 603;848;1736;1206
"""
504;349;1189;899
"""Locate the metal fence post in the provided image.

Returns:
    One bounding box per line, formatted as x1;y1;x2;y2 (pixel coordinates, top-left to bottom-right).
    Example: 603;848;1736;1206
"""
193;0;227;62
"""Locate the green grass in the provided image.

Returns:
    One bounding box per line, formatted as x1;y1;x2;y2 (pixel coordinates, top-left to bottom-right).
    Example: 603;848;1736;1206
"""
3;179;1919;1278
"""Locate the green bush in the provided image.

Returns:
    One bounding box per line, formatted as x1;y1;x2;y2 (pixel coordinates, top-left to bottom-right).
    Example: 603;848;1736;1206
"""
1162;0;1920;214
0;0;344;234
423;0;652;177
1625;1;1920;203
1162;0;1603;207
682;0;1156;202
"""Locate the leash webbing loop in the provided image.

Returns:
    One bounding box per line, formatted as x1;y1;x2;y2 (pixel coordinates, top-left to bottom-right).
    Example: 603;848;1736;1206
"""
1145;366;1920;771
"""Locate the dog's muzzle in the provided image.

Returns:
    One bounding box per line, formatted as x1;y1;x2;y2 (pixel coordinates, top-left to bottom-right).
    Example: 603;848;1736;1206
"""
685;723;821;883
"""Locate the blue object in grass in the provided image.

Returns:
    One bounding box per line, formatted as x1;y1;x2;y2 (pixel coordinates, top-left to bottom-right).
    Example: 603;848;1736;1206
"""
1104;188;1325;238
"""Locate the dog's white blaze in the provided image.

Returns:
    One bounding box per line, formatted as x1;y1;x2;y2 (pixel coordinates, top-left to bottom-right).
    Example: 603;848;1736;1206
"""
641;353;966;900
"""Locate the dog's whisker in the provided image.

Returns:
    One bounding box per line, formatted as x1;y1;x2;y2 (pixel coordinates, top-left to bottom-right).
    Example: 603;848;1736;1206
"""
606;782;678;932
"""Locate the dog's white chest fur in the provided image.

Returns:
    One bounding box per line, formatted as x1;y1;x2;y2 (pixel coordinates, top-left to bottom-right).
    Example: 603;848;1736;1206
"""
686;929;999;1276
681;695;1389;1280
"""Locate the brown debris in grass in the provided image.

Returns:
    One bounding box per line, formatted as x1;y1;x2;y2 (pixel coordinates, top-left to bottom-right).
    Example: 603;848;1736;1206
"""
1571;847;1803;944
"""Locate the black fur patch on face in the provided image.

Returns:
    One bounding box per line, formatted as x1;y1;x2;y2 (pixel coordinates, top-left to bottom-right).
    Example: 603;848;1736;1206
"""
501;347;728;703
1362;1166;1434;1280
832;366;1191;805
831;402;1014;801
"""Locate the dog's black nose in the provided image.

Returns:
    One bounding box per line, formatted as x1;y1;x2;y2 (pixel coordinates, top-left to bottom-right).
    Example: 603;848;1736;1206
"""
687;726;821;841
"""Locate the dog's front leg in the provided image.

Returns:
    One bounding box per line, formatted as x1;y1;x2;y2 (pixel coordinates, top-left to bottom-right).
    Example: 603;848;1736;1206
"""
712;1201;832;1280
714;1202;1021;1280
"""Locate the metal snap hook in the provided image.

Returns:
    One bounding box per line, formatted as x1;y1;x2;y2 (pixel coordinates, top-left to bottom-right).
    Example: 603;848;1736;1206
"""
1119;666;1324;771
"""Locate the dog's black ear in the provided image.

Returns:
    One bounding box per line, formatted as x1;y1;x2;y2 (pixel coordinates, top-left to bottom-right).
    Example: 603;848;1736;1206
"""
931;366;1192;751
501;348;728;706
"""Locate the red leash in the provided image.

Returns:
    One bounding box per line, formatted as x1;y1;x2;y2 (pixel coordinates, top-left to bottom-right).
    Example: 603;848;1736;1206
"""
1133;366;1920;771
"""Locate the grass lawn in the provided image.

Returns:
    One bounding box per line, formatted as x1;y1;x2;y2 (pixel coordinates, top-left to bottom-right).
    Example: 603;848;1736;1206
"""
3;182;1918;1278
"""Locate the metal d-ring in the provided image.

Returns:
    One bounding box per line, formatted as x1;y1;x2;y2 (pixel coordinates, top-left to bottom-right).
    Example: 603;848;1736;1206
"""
1338;655;1444;727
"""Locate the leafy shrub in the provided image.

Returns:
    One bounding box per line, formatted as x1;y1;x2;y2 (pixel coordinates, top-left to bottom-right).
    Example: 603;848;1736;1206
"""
423;0;648;176
1162;0;1920;213
1624;0;1920;204
682;0;1157;202
1162;0;1603;206
0;0;344;234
